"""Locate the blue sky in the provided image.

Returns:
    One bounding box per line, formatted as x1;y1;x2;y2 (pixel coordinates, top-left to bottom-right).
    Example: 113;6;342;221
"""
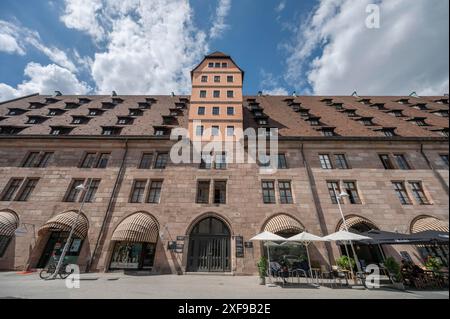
0;0;448;101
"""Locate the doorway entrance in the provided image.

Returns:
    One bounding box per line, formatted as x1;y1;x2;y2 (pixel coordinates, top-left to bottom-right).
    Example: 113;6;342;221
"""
187;217;231;272
37;231;83;268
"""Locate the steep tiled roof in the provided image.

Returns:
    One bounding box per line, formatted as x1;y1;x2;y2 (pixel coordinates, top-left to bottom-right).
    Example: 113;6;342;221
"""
0;94;448;138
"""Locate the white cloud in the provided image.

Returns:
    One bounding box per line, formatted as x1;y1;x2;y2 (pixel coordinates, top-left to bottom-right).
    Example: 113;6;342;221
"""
275;1;286;13
210;0;232;39
60;0;209;95
0;63;91;102
285;0;449;95
0;19;77;72
263;87;289;96
260;69;289;96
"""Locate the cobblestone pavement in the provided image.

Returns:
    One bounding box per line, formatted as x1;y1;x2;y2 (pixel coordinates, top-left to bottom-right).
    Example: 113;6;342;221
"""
0;272;448;299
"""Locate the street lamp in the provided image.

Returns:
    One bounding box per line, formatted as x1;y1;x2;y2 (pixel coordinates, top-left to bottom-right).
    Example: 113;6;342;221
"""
333;186;363;282
51;183;88;279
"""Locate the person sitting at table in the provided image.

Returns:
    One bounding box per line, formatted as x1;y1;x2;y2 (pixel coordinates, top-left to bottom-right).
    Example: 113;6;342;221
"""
269;261;282;277
279;259;290;283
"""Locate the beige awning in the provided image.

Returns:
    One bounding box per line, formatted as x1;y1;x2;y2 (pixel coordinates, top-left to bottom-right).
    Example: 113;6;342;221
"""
264;214;303;235
339;216;377;231
411;217;449;234
0;211;19;237
111;212;159;243
39;211;88;239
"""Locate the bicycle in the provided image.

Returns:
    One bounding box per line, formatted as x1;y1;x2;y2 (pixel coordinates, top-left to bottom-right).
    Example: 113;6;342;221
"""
39;259;74;280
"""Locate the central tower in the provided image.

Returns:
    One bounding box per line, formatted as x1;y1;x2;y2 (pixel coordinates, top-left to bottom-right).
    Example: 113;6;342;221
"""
189;52;244;140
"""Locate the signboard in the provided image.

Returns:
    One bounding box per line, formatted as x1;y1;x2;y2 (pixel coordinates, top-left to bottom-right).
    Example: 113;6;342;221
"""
176;236;186;241
244;242;253;249
235;236;244;258
175;244;184;254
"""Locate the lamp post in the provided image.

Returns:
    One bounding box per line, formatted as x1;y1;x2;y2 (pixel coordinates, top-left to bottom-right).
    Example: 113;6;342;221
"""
333;185;363;281
51;183;87;279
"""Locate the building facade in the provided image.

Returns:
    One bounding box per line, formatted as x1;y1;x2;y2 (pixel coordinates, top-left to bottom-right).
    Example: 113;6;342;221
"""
0;52;448;275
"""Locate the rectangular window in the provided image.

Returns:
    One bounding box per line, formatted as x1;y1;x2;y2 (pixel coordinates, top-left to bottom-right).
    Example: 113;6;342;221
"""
80;153;96;168
1;178;23;201
334;154;349;169
440;154;449;168
214;76;220;83
64;179;85;202
319;154;333;169
200;90;207;98
139;153;153;169
343;181;361;204
227;90;234;98
96;153;110;169
208;62;214;68
379;154;395;169
200;153;212;170
22;152;39;167
227;76;234;83
215;62;221;68
222;62;228;68
37;152;53;168
410;182;430;205
262;181;276;204
327;181;341;204
147;180;163;204
214;181;227;204
214;153;227;170
278;154;288;169
227;107;234;115
279;181;293;204
130;180;147;203
196;125;204;137
80;179;100;203
16;178;39;201
392;182;412;205
212;107;220;115
201;75;208;83
212;126;220;136
154;153;168;169
0;236;11;258
198;107;205;115
226;126;234;137
394;154;411;170
213;91;220;98
196;181;210;204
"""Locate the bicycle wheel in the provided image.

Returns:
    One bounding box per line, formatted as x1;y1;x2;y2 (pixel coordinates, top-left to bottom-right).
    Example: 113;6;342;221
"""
39;266;54;280
59;264;73;279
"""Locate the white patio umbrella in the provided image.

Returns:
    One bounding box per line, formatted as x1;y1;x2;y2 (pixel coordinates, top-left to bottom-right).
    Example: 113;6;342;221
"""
323;231;372;281
285;232;328;281
250;231;286;282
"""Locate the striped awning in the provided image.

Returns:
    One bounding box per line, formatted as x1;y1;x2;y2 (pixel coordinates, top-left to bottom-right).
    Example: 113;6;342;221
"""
339;216;377;231
39;211;88;239
0;211;19;237
411;217;449;234
264;214;304;235
111;212;159;243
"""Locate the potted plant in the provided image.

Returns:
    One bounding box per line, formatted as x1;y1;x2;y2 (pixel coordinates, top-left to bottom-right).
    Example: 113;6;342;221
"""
384;257;405;290
257;256;268;285
424;256;443;272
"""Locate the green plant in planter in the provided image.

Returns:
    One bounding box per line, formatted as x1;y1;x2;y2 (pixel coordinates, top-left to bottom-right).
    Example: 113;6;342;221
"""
257;256;268;278
424;256;443;272
336;256;355;271
384;257;402;283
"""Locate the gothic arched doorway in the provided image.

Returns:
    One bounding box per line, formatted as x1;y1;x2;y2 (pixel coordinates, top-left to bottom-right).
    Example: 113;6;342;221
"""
187;217;231;272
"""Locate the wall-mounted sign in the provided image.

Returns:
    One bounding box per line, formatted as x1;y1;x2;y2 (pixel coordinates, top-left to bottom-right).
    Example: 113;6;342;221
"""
175;244;184;253
244;242;253;249
235;236;244;258
176;236;186;241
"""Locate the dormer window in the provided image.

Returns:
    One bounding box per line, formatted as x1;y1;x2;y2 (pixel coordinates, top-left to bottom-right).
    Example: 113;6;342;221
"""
137;102;151;109
299;110;310;117
258;119;268;125
162;116;177;125
175;102;186;109
102;127;122;136
440;129;449;137
359;99;371;105
29;102;46;109
397;99;409;105
146;97;158;104
71;116;90;125
344;109;357;117
370;103;387;110
129;109;143;116
45;97;59;104
117;117;134;125
320;128;337;137
179;97;189;104
412;103;429;111
380;128;397;137
78;98;91;105
26;116;47;124
64;102;80;109
50;126;73;135
7;108;27;116
0;126;25;135
360;117;374;126
88;108;104;116
432;110;449;118
112;97;124;104
48;108;65;116
409;118;428;126
309;118;321;126
389;110;404;117
321;98;333;105
154;127;170;136
332;103;344;110
101;102;116;109
434;98;449;105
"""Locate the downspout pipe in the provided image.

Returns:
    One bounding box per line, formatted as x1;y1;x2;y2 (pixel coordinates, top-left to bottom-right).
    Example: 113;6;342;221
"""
86;139;129;272
420;143;449;195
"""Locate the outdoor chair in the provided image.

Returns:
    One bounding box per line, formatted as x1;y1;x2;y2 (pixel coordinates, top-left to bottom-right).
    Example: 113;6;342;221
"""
332;266;349;287
319;265;337;288
291;268;309;285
